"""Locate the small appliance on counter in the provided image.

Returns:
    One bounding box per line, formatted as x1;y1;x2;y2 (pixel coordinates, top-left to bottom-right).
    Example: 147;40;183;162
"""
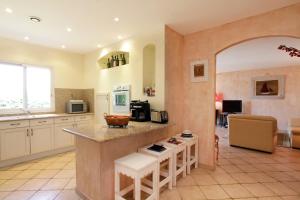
130;100;151;122
181;130;193;138
151;111;168;124
66;100;88;114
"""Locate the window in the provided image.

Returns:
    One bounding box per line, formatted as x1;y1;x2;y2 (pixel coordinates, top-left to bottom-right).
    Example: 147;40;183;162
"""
0;62;54;114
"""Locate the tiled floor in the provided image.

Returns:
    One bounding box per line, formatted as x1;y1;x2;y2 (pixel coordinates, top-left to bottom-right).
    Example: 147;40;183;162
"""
160;127;300;200
0;127;299;200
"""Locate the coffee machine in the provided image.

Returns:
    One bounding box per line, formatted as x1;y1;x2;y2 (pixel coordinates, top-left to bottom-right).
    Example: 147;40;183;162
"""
130;100;151;122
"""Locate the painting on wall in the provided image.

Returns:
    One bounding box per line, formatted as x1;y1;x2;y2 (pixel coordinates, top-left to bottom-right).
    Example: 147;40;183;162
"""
190;60;208;82
252;75;285;99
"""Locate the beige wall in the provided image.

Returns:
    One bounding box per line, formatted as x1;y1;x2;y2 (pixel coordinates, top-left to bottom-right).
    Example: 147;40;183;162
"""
216;66;300;131
166;3;300;168
83;31;165;112
0;37;84;89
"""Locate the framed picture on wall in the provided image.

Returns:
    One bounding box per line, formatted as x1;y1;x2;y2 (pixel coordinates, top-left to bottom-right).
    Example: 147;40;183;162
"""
190;59;208;82
251;75;285;99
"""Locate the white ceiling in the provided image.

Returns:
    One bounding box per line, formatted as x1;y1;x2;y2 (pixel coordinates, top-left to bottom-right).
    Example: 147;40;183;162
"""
0;0;299;53
216;37;300;73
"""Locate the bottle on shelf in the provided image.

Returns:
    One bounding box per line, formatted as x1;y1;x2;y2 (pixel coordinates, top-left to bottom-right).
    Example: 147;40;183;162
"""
111;56;116;67
120;54;126;65
116;55;119;66
107;58;111;68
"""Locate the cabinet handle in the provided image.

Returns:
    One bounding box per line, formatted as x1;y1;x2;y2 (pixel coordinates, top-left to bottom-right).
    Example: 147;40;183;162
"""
10;123;20;126
26;129;29;137
31;129;33;136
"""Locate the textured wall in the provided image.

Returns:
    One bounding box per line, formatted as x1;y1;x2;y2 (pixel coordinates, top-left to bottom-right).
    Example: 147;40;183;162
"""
166;3;300;168
216;65;300;131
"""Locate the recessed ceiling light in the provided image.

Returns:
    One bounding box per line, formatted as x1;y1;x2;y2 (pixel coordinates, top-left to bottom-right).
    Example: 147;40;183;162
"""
114;17;119;22
24;36;29;40
97;44;102;48
117;35;123;40
61;45;66;49
66;27;72;32
29;16;41;23
5;8;13;13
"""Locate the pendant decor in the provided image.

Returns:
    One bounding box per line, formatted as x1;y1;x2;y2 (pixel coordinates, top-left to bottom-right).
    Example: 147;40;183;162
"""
278;45;300;57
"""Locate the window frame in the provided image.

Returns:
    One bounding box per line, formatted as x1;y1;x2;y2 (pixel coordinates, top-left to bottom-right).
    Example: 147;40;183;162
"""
0;61;55;114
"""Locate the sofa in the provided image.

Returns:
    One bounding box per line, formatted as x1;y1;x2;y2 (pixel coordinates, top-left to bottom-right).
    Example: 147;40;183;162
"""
288;118;300;148
228;114;277;153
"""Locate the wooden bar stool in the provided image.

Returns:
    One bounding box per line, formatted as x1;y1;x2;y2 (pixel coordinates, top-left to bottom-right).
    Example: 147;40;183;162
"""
161;137;187;187
115;153;159;200
139;143;173;191
176;132;199;174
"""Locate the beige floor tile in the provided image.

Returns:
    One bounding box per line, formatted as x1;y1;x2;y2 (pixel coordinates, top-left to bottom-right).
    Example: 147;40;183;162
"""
62;163;75;170
45;163;67;170
177;176;197;187
160;189;181;200
41;179;69;190
64;178;76;190
263;182;298;196
266;172;297;182
53;170;75;179
227;158;249;165
191;167;211;175
3;191;35;200
29;190;60;200
14;170;41;179
221;165;243;173
247;172;277;183
0;192;10;200
0;180;7;186
0;171;20;180
35;170;59;179
28;163;50;170
221;184;253;198
230;172;257;183
283;182;300;194
242;183;275;197
192;174;217;186
211;173;237;184
0;179;28;191
236;164;260;173
281;196;300;200
7;163;33;171
208;167;227;175
258;197;281;200
216;158;231;166
18;179;49;191
200;185;230;199
177;186;206;200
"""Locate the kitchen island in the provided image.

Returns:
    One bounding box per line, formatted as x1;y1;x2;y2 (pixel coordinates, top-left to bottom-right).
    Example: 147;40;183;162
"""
63;122;172;200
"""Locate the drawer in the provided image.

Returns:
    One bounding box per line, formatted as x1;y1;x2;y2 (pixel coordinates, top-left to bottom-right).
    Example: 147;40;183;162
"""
0;120;30;130
55;116;74;124
30;118;54;127
74;115;93;122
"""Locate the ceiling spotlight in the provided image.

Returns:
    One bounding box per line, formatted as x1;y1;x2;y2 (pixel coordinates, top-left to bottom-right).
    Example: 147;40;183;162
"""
117;35;123;40
24;36;29;40
97;44;102;48
5;8;13;13
67;27;72;32
61;45;66;49
114;17;119;22
29;16;41;23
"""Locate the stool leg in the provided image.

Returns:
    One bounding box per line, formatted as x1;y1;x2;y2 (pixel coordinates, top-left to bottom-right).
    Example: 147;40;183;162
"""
153;166;159;200
195;140;199;168
183;149;187;177
168;156;173;190
172;152;177;187
187;145;191;174
115;170;120;198
134;178;141;200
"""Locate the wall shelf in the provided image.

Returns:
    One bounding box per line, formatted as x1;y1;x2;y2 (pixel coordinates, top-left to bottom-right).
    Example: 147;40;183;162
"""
97;51;129;70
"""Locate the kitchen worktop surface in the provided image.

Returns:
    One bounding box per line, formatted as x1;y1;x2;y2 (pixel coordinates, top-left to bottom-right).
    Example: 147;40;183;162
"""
0;113;94;122
63;122;171;143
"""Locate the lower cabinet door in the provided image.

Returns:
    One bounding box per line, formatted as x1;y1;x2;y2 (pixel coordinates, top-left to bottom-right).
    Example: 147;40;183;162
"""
54;123;74;149
0;128;30;160
30;125;53;154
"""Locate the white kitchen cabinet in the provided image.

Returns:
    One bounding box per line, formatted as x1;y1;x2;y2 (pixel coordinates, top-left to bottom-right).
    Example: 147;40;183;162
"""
30;125;53;154
0;128;30;160
54;123;74;149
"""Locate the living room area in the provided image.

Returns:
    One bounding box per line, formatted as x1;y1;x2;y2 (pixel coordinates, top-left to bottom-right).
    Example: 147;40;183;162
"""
215;36;300;152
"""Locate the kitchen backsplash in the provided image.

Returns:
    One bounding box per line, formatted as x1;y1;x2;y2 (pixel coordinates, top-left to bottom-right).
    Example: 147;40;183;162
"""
55;88;94;113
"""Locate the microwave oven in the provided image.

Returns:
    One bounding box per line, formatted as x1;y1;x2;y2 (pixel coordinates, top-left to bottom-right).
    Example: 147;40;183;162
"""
66;100;88;114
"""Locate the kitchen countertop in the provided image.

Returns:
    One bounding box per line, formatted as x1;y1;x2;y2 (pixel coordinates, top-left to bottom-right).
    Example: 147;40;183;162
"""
0;113;94;122
63;122;171;143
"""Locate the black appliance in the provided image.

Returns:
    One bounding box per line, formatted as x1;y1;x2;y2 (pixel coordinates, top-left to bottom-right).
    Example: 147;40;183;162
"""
130;100;151;122
222;100;242;113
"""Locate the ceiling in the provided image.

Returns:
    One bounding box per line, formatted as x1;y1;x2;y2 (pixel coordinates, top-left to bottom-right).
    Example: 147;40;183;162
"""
0;0;299;53
216;37;300;73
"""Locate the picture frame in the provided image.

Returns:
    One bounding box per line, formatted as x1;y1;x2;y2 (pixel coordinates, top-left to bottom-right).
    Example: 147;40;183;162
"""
251;75;285;99
190;59;208;82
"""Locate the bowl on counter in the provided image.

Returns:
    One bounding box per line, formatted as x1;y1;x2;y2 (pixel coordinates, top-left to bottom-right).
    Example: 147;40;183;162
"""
104;113;130;128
